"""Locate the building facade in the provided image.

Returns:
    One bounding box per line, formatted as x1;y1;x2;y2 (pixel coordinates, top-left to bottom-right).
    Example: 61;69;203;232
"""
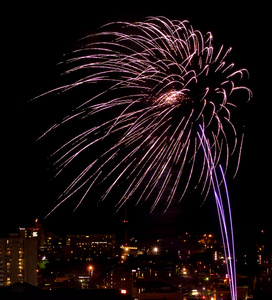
65;234;116;261
0;234;37;287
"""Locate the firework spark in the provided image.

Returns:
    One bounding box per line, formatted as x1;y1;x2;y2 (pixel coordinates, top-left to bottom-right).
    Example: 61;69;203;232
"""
37;16;252;215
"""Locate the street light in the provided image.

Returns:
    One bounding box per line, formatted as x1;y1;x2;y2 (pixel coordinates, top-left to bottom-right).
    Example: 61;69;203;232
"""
88;265;94;277
87;265;94;289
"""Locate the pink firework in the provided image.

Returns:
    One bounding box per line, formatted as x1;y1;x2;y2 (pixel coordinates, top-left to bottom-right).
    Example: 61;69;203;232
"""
37;16;252;215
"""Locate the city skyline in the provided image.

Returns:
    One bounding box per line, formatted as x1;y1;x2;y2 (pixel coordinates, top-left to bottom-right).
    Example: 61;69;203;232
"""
1;219;271;299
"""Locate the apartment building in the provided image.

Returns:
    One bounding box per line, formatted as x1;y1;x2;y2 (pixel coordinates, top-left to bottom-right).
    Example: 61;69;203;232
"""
0;234;37;286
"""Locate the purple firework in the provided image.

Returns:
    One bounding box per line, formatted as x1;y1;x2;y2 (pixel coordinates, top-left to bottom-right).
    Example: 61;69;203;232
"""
38;16;252;215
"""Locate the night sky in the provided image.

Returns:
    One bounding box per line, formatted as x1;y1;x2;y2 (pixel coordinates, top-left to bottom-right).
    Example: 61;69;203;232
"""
3;2;271;243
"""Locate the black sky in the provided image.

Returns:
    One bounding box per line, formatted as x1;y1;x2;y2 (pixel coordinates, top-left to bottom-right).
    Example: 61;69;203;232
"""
3;1;271;242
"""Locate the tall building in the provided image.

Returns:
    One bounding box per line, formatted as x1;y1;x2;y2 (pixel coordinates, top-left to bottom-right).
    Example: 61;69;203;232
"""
0;233;37;287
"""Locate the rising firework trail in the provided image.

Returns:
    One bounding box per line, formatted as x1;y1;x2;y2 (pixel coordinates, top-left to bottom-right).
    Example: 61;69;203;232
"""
198;125;237;300
37;17;252;300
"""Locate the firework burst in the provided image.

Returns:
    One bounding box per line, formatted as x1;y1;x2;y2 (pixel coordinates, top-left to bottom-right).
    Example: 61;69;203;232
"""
38;16;252;215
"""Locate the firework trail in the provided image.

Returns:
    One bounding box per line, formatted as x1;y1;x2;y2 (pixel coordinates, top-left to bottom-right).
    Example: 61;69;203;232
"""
38;16;252;216
198;125;237;300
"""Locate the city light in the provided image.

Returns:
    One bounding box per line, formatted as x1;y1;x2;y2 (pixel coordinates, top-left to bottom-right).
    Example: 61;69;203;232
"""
1;223;271;297
191;289;200;296
88;265;94;277
182;268;187;275
153;247;159;254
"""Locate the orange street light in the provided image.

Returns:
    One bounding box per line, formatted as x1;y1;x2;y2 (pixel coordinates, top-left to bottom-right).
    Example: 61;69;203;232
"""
88;265;94;277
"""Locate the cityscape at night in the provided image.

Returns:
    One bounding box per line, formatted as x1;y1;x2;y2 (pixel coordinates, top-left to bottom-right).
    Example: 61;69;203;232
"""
0;219;271;299
3;1;271;300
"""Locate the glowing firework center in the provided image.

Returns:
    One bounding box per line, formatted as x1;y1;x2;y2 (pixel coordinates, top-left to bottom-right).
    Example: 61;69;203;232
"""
156;90;189;106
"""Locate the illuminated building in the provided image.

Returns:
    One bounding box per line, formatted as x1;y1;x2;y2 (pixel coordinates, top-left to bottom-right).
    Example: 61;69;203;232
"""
39;232;64;259
0;234;37;287
19;219;45;248
120;245;138;263
65;234;116;261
